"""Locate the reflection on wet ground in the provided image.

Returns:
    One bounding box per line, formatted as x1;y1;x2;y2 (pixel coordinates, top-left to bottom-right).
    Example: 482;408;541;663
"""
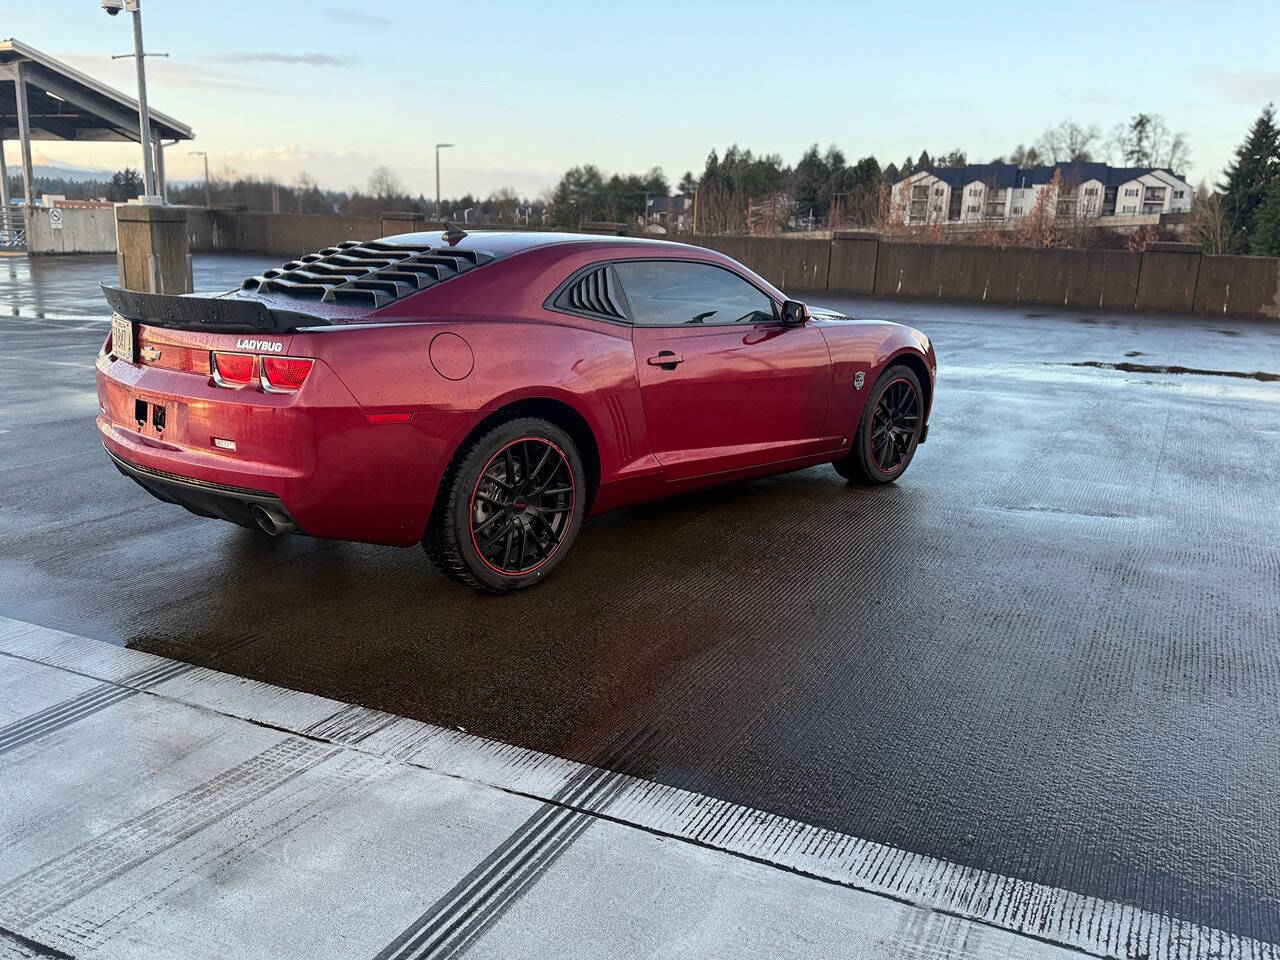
2;253;1279;942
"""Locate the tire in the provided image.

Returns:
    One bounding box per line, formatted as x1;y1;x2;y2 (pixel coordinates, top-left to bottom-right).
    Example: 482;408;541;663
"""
833;364;925;485
424;417;586;592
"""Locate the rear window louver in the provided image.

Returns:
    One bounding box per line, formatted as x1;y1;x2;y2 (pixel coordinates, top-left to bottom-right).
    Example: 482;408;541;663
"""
240;240;494;309
556;266;627;321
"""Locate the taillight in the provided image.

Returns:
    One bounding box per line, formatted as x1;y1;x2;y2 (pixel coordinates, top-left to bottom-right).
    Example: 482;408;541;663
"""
212;352;255;387
260;356;314;393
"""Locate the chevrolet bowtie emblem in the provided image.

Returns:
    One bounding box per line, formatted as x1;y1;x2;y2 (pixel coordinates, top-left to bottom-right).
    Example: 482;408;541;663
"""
140;346;162;362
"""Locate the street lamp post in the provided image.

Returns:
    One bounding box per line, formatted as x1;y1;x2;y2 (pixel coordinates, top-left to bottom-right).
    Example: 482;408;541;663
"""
435;143;453;221
103;0;159;199
189;151;210;207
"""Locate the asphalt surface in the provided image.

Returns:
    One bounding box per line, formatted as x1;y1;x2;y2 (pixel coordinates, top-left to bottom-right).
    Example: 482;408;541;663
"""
2;252;1279;944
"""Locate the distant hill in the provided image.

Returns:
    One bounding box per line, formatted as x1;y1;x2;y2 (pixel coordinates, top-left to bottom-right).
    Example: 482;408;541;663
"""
32;162;115;182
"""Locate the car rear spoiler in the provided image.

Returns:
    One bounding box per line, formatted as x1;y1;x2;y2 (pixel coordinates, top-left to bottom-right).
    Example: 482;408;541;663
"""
101;283;330;333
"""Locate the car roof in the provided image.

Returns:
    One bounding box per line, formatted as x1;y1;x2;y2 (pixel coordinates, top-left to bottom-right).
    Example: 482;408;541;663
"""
379;230;698;258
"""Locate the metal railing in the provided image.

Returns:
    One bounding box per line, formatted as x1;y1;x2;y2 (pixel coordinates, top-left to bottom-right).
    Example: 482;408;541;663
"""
0;207;26;250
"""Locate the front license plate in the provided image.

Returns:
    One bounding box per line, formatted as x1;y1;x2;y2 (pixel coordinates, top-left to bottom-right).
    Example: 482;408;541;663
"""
111;314;135;363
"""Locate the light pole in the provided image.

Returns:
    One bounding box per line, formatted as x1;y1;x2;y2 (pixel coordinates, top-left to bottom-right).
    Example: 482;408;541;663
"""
103;0;158;199
435;143;453;221
189;151;210;207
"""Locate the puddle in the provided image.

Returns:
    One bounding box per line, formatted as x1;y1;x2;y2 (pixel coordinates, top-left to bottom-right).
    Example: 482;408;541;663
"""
1069;360;1279;382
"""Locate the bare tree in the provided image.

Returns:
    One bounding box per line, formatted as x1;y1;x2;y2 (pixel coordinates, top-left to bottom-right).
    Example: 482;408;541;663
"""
1126;224;1159;252
1106;114;1191;172
1009;144;1042;167
1190;184;1235;254
368;165;404;201
486;186;520;222
1035;120;1102;163
1012;169;1065;247
876;179;913;236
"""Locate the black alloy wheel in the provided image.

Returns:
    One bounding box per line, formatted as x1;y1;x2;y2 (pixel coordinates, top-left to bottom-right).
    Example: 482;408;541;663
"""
470;437;575;575
869;378;920;474
833;364;925;485
425;417;586;592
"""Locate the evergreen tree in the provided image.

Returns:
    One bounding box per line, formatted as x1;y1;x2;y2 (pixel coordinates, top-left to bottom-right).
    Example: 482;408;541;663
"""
548;164;606;226
792;144;829;218
1250;176;1280;256
916;150;932;170
1219;103;1279;253
882;162;900;185
106;168;144;202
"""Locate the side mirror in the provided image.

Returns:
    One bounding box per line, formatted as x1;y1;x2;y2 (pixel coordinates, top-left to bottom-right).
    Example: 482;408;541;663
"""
781;299;810;325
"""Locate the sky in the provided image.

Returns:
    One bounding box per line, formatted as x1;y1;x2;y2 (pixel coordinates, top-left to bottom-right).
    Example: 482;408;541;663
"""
7;0;1279;199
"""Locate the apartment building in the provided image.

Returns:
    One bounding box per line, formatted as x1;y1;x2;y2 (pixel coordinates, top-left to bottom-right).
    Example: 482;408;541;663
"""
892;162;1192;224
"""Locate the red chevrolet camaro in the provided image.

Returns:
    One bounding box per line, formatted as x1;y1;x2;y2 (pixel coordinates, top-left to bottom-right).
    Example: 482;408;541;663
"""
97;229;935;591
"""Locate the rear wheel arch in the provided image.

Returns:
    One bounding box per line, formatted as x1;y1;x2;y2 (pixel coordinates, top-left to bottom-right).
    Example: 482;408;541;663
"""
441;397;601;515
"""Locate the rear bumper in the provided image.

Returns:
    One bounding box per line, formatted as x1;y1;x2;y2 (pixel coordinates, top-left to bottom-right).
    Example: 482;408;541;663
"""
106;446;301;534
95;351;468;547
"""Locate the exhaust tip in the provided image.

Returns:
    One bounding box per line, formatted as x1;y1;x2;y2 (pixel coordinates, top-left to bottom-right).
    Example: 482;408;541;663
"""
250;503;295;536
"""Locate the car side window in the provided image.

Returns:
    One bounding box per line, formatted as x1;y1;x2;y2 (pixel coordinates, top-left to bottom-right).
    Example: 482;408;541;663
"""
612;261;777;326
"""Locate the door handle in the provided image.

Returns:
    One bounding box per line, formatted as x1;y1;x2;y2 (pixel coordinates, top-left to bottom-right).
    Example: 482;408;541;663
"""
647;351;684;370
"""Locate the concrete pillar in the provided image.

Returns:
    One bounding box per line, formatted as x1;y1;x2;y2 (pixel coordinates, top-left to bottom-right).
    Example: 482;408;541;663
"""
153;133;166;203
0;136;9;245
0;136;9;208
115;202;192;294
14;62;35;207
379;210;425;238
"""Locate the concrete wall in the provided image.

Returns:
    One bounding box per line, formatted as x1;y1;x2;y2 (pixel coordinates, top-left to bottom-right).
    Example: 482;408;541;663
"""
828;232;879;294
1194;255;1280;318
681;233;1278;319
1136;243;1200;314
690;235;830;292
27;206;116;255
167;209;1280;319
185;209;465;259
219;212;382;258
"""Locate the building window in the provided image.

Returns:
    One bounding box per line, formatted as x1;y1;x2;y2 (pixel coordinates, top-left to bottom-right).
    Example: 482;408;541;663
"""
985;189;1007;219
909;184;928;222
1084;186;1099;196
1012;206;1023;215
1173;189;1185;199
934;187;944;196
1124;188;1138;197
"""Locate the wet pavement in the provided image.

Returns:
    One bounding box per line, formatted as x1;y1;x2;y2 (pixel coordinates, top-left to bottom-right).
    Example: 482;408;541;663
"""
2;252;1279;947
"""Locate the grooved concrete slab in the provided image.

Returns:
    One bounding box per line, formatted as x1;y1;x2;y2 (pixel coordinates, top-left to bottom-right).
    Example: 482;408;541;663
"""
0;621;1263;960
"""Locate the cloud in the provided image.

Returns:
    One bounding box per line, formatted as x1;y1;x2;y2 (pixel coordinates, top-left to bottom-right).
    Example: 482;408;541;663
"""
321;6;394;26
204;52;359;68
51;51;273;93
1201;69;1280;106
